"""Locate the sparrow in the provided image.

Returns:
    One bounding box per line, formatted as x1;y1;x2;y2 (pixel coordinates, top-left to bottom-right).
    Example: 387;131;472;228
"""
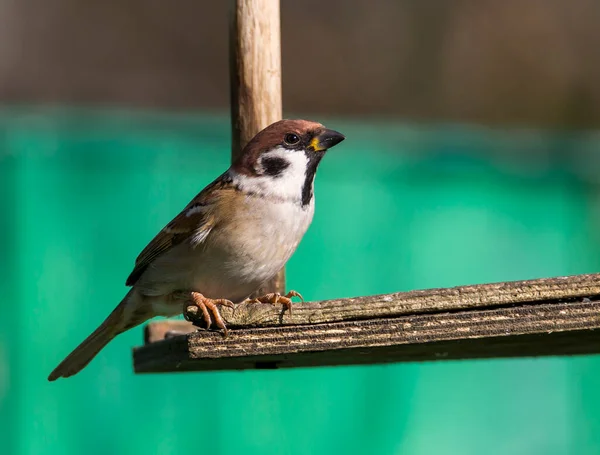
48;119;345;381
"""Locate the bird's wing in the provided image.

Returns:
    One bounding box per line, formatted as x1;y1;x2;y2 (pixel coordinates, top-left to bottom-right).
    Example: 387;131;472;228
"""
125;176;230;286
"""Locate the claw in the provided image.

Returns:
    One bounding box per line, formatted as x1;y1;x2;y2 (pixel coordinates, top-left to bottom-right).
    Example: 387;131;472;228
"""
285;290;304;302
245;290;303;315
184;292;234;336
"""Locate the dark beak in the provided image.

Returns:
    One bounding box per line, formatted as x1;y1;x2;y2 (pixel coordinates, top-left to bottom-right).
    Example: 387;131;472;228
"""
310;129;345;152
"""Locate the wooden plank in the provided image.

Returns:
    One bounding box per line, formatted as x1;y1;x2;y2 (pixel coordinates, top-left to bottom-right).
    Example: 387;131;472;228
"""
183;273;600;328
134;300;600;373
229;0;284;296
134;274;600;373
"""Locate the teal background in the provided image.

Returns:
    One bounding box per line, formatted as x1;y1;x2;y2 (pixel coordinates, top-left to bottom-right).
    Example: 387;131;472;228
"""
2;107;600;454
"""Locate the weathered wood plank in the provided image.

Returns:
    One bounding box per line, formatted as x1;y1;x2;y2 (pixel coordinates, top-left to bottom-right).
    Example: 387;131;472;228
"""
181;273;600;328
134;299;600;373
134;274;600;373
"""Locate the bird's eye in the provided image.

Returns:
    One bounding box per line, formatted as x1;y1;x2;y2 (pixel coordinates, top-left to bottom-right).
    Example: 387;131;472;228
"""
284;133;300;146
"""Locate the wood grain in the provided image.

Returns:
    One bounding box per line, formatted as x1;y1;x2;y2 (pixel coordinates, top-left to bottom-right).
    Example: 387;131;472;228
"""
186;273;600;327
134;273;600;373
135;298;600;373
229;0;285;296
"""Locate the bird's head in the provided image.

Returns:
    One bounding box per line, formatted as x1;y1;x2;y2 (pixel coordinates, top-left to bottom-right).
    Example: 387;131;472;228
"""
231;119;345;206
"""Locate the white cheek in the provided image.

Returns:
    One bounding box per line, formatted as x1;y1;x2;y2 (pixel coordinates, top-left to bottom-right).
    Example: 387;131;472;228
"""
229;147;309;202
262;150;308;197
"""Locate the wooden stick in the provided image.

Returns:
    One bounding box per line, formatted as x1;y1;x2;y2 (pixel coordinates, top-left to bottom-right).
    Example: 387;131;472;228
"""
229;0;285;295
134;273;600;373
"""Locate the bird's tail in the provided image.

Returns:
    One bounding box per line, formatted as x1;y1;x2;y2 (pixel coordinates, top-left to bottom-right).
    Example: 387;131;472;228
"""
48;290;148;381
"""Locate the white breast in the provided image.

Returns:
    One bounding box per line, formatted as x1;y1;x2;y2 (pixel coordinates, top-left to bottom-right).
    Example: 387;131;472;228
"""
211;151;316;296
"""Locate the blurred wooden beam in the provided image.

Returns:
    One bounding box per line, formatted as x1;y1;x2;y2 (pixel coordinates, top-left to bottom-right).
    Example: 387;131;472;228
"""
229;0;285;296
134;273;600;373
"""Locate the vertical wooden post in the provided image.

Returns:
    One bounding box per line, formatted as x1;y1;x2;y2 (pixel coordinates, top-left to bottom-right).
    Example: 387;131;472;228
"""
229;0;285;295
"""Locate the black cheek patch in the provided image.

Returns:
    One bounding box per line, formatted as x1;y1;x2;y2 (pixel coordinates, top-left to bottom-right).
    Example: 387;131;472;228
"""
262;156;290;177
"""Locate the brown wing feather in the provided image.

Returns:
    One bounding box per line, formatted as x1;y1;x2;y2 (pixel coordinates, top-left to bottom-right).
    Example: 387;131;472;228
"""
125;175;230;286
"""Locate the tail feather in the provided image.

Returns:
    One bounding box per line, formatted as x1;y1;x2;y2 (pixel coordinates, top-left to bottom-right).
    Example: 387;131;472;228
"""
48;290;146;381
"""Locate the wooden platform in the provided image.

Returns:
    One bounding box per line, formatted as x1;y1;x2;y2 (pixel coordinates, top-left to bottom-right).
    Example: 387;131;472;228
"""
133;273;600;374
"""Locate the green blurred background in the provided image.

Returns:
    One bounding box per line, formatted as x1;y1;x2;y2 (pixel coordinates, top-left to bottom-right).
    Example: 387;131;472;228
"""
2;107;600;454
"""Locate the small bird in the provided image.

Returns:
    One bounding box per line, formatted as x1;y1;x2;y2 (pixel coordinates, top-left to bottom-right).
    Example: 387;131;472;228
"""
48;119;345;381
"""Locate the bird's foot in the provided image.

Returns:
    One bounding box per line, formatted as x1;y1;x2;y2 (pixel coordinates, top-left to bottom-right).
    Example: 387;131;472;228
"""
183;292;234;336
245;290;304;315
